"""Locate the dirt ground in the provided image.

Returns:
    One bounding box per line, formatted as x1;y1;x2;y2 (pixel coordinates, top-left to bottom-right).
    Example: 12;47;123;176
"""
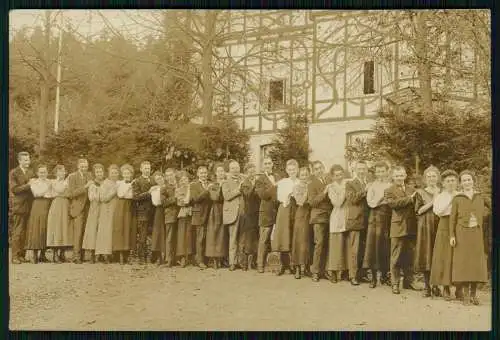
9;253;491;331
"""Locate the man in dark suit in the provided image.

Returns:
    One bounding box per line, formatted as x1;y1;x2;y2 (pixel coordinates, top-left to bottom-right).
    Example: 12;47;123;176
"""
345;160;369;285
132;161;154;265
9;151;35;264
239;163;261;270
308;160;332;282
384;166;420;294
255;157;280;273
162;168;179;267
67;158;93;263
190;166;212;268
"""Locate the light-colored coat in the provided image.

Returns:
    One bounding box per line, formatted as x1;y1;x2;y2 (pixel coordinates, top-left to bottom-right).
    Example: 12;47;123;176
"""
222;176;244;225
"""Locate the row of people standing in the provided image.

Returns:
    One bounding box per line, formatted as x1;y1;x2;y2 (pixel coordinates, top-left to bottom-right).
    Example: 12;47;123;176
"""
9;152;490;305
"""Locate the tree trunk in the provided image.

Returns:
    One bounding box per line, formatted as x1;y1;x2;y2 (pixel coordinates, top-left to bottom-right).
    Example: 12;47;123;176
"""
38;11;51;159
201;11;217;124
414;11;433;113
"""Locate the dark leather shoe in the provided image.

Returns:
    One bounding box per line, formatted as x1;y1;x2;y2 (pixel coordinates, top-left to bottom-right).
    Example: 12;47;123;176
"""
276;267;284;276
369;280;376;289
72;258;82;264
392;285;400;294
312;274;320;282
229;265;236;271
350;279;360;286
431;286;442;297
403;282;422;291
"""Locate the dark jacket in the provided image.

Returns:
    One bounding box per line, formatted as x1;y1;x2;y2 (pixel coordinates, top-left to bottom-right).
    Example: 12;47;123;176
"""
307;175;332;225
254;172;280;228
190;180;212;226
161;183;179;224
450;192;490;239
67;171;93;218
241;177;260;221
132;176;154;221
345;177;368;231
9;167;35;215
384;183;417;238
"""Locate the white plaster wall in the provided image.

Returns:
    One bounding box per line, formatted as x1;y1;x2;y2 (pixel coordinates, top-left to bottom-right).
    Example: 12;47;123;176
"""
308;118;377;171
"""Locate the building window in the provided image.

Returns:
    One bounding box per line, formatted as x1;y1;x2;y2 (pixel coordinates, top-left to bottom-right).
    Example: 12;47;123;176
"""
363;60;375;94
260;144;273;169
268;79;285;111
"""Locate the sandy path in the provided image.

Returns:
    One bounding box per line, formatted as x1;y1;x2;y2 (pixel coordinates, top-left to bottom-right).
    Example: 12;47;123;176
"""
9;262;491;331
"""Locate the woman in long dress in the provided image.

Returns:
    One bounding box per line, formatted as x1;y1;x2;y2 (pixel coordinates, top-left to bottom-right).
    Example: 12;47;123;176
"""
450;170;489;305
95;165;120;263
112;164;135;264
46;165;71;263
205;163;227;269
291;166;311;279
271;159;299;276
150;171;166;265
326;164;349;283
82;164;105;263
239;163;260;271
175;171;193;267
25;164;53;264
414;166;441;297
430;169;459;300
362;161;392;288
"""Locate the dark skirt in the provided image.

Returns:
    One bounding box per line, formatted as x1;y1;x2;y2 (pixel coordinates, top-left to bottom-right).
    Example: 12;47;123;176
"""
112;198;135;251
205;202;228;257
151;207;165;252
362;206;390;271
430;216;453;286
326;232;348;271
239;213;259;256
176;216;194;257
414;210;439;272
271;203;295;253
25;198;51;250
291;205;311;265
452;223;488;283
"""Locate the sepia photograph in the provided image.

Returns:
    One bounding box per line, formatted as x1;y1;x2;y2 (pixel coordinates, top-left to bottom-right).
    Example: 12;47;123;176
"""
8;9;492;331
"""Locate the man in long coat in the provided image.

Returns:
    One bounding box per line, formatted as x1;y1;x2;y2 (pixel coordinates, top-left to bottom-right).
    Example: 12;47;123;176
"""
384;166;420;294
162;168;179;267
9;151;35;264
345;161;369;285
190;166;212;268
132;161;154;264
254;157;281;273
67;158;92;263
307;160;332;282
222;160;245;271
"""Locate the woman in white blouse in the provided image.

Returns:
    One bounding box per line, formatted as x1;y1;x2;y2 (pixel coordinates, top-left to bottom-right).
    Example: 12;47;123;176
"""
271;159;300;276
326;164;349;283
111;164;135;265
46;165;71;263
362;161;392;288
430;169;459;300
82;164;105;263
25;164;53;263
